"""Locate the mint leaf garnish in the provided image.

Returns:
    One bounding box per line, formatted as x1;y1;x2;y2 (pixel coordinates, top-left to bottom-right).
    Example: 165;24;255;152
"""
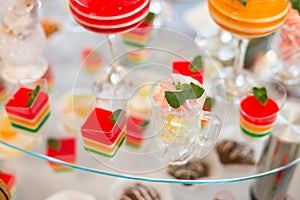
203;96;214;111
174;82;190;90
190;82;204;99
109;109;126;124
189;55;203;72
165;91;181;108
144;12;155;23
48;138;61;151
292;0;300;14
26;85;41;107
253;87;268;105
165;82;205;109
238;0;247;6
140;120;150;129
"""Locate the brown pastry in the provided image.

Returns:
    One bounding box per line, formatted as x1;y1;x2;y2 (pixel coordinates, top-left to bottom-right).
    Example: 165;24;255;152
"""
119;183;161;200
216;140;255;165
167;158;209;185
0;178;11;200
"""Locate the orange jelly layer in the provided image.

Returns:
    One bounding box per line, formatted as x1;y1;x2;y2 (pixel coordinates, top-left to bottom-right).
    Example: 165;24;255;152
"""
208;0;289;37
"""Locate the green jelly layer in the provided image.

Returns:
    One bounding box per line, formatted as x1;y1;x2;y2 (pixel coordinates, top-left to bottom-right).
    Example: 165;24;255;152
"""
240;125;270;138
11;112;50;133
85;136;125;158
53;167;73;173
125;140;142;148
123;40;146;48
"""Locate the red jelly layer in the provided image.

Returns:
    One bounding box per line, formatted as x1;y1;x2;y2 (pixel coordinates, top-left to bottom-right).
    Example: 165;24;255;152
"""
70;0;147;17
240;96;279;125
73;18;143;34
126;115;146;140
0;84;5;91
127;13;155;35
81;108;125;145
5;87;49;120
0;172;15;189
69;4;149;27
172;61;204;84
47;138;76;161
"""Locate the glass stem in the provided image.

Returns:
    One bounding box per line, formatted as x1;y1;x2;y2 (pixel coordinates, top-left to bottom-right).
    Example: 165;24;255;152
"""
106;34;122;85
107;34;117;70
232;38;249;75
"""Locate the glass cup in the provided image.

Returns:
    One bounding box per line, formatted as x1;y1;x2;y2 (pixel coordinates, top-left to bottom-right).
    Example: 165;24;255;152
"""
80;94;128;158
0;0;48;83
4;78;50;136
272;7;300;85
150;74;221;165
239;81;287;139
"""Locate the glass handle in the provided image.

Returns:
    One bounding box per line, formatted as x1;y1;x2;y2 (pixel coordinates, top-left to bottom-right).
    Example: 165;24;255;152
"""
194;111;222;158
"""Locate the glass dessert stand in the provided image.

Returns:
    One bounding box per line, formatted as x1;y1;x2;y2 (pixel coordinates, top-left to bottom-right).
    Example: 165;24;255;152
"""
0;27;300;199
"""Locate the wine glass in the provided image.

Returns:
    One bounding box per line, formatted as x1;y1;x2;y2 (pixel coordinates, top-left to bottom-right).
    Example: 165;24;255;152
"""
207;0;289;100
0;0;48;83
69;0;150;93
272;7;300;85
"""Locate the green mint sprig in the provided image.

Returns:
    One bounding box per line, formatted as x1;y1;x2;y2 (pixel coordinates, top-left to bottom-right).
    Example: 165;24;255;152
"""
174;82;190;90
189;55;203;72
165;82;205;109
109;109;126;124
238;0;247;7
26;85;40;107
292;0;300;14
203;96;214;111
253;87;268;106
140;119;150;130
238;0;300;11
47;138;61;151
144;12;156;23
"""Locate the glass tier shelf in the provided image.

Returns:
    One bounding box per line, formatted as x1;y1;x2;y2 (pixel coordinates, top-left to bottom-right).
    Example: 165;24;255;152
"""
1;25;300;188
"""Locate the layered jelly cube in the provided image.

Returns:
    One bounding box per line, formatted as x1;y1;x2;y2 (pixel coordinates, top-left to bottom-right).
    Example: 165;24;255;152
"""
121;12;155;63
81;107;126;158
81;48;103;73
46;137;76;172
126;115;149;148
5;87;50;135
0;170;16;199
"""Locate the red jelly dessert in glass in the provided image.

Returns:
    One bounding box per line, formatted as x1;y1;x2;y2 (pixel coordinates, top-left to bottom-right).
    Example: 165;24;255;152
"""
240;95;279;138
69;0;150;34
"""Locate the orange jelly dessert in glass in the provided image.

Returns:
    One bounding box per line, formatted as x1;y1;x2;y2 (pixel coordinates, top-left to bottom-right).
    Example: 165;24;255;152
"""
208;0;289;38
207;0;289;100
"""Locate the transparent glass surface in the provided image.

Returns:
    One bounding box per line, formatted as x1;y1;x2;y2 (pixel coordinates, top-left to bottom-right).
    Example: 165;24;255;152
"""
1;27;300;186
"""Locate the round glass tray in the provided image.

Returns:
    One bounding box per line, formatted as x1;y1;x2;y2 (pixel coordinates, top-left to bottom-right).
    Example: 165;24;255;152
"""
1;27;300;185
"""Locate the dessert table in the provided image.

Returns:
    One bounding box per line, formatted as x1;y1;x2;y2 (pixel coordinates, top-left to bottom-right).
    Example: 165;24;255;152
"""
1;0;300;199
